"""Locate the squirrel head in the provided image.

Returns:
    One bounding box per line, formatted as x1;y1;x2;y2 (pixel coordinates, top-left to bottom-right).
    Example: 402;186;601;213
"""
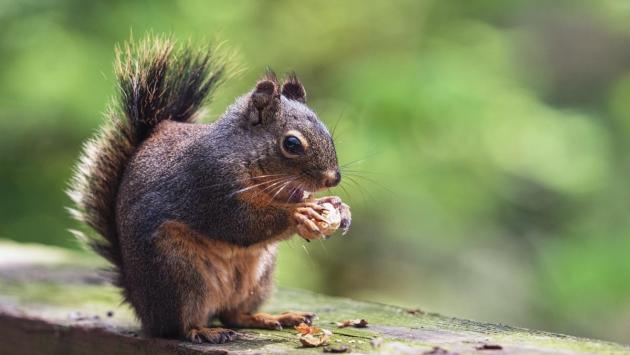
234;71;340;203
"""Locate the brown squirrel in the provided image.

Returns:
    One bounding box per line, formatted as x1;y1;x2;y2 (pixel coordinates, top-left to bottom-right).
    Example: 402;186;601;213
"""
67;37;351;344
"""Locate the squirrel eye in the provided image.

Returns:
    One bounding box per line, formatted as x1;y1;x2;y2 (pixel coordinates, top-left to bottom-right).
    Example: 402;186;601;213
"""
282;135;305;157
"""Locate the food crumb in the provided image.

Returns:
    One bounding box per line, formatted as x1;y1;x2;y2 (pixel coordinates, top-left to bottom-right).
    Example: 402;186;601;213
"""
295;323;332;348
406;308;425;315
476;344;503;350
336;319;368;328
370;337;383;349
323;345;349;353
422;346;458;355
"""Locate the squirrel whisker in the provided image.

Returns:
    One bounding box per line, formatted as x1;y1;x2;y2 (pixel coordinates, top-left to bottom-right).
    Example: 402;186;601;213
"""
284;182;303;205
256;177;301;205
337;183;353;205
285;178;309;206
340;158;368;169
341;171;395;197
266;178;298;206
341;168;388;177
339;150;383;169
198;173;290;191
227;176;291;197
344;175;379;204
330;109;345;140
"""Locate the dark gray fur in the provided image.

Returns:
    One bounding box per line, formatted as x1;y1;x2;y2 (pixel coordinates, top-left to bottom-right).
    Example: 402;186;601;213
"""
70;37;339;339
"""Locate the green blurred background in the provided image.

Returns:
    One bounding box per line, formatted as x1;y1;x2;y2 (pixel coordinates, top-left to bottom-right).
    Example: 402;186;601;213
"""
1;0;630;344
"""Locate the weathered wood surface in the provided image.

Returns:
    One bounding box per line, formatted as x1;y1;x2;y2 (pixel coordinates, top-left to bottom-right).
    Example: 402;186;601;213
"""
0;240;627;355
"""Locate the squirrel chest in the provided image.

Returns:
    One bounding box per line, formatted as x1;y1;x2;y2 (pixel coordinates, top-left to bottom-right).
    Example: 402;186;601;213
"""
156;221;278;311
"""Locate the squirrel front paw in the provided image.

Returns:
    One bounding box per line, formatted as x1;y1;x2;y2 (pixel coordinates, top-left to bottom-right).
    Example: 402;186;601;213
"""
315;196;352;235
293;196;351;241
294;203;327;240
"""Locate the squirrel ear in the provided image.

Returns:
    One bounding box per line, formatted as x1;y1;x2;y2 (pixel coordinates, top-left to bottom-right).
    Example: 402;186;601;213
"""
249;70;280;125
281;72;306;103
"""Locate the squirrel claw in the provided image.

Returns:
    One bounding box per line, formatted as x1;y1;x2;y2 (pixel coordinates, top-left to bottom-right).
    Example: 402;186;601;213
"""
313;196;343;209
296;222;323;241
294;211;325;240
187;327;238;344
295;207;328;222
190;332;202;344
277;311;316;327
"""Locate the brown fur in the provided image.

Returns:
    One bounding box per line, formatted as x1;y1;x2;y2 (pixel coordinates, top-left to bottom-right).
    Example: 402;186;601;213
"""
153;221;279;330
69;37;340;343
148;219;312;337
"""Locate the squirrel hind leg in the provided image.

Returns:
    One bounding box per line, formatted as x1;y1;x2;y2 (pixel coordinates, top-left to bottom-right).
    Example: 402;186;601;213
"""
220;311;316;330
125;220;218;340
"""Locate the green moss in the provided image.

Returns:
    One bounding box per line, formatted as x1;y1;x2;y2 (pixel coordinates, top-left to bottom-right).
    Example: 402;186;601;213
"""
1;241;629;354
1;282;121;306
0;239;104;268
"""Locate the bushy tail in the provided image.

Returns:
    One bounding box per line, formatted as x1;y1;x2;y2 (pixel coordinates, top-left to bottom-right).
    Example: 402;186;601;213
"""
67;36;225;284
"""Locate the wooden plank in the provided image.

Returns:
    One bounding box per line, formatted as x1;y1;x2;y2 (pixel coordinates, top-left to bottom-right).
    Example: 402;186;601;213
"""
0;240;628;354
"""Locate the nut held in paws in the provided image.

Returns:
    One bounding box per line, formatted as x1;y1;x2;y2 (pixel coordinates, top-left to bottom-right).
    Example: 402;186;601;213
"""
317;202;342;235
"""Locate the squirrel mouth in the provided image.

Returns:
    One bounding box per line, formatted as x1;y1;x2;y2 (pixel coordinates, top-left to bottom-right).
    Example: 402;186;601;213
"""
281;186;311;204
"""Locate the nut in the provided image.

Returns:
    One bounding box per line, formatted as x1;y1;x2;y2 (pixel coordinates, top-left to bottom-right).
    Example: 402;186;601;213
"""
316;202;341;235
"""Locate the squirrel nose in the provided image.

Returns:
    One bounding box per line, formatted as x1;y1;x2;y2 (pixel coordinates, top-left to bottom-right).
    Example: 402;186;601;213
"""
323;169;341;187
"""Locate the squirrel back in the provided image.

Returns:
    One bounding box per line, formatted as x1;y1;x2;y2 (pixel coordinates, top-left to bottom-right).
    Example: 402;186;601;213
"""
67;36;225;287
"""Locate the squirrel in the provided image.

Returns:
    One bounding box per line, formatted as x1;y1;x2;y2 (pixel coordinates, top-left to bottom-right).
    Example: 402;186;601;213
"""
67;36;351;344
